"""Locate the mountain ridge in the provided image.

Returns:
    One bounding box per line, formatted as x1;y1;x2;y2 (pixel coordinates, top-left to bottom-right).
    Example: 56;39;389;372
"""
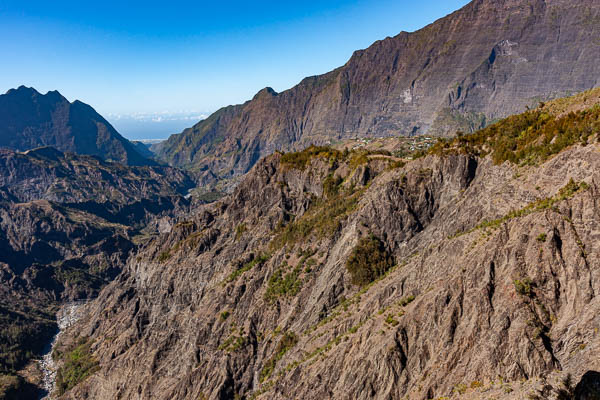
0;86;155;166
153;0;600;188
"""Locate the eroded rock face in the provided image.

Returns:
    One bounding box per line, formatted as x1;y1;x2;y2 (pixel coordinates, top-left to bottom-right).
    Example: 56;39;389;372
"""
61;140;600;399
153;0;600;186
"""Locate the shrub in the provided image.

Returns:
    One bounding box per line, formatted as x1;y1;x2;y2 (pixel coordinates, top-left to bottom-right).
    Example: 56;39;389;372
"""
323;174;343;197
220;311;230;321
398;295;416;307
536;233;547;242
235;223;247;241
385;314;399;326
514;278;534;297
225;254;270;283
259;332;298;382
346;235;395;286
280;146;342;170
157;250;171;263
270;188;364;250
429;103;600;166
265;267;302;303
55;337;99;395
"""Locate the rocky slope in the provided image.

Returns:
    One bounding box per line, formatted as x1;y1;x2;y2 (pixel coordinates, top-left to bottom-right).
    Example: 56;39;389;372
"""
0;148;195;398
0;86;155;166
153;0;600;187
58;93;600;399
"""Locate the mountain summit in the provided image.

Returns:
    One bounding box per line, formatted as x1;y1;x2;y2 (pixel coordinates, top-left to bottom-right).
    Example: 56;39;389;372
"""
153;0;600;185
0;86;155;166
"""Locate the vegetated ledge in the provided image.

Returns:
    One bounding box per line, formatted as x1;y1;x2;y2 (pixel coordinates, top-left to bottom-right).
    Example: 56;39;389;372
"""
448;179;591;239
428;93;600;166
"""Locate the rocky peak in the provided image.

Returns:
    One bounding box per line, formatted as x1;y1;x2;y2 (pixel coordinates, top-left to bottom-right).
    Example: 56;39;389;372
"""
0;86;156;166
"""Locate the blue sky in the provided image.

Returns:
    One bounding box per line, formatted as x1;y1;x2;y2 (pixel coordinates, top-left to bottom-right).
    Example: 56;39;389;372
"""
0;0;470;138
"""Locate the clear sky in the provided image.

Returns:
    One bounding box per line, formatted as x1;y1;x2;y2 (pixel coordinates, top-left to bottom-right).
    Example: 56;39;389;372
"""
0;0;470;138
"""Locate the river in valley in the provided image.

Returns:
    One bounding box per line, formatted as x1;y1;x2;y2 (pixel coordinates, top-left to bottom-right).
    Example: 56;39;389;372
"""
38;301;87;399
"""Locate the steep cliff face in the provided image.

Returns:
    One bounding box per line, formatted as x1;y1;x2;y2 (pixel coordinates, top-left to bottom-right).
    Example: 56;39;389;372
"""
153;0;600;186
0;148;195;395
0;86;155;166
60;96;600;399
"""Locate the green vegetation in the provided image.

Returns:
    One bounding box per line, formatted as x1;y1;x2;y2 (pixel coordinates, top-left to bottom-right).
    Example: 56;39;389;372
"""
0;304;56;374
345;235;395;286
385;314;399;326
514;278;534;297
265;264;302;303
218;333;247;352
55;337;99;395
398;295;416;307
225;254;270;283
259;332;298;382
280;146;342;170
322;174;343;197
450;179;590;238
55;265;104;292
270;187;364;250
220;310;230;321
158;250;171;263
453;383;468;395
235;223;247;241
536;233;547;242
430;104;600;165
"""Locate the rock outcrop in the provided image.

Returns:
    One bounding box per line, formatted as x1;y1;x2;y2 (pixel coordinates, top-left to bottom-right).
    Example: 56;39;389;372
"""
60;95;600;399
153;0;600;187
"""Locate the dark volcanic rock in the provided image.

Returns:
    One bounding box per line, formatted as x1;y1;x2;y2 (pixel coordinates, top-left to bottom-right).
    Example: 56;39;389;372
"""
0;86;155;166
153;0;600;186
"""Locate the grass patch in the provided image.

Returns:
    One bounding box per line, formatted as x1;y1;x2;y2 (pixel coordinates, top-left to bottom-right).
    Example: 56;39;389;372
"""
270;188;364;250
158;250;171;263
235;223;247;241
265;265;303;303
225;254;270;283
280;146;342;170
430;103;600;165
259;332;298;382
514;278;534;297
220;310;230;321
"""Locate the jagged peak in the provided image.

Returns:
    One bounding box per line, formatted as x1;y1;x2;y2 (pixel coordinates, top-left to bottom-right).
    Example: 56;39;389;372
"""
3;86;68;102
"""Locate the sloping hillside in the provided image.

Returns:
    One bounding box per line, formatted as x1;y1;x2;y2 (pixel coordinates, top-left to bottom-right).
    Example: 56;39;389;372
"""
59;91;600;399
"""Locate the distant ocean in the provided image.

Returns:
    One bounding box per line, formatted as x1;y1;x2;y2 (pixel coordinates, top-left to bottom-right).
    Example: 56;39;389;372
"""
107;112;209;141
